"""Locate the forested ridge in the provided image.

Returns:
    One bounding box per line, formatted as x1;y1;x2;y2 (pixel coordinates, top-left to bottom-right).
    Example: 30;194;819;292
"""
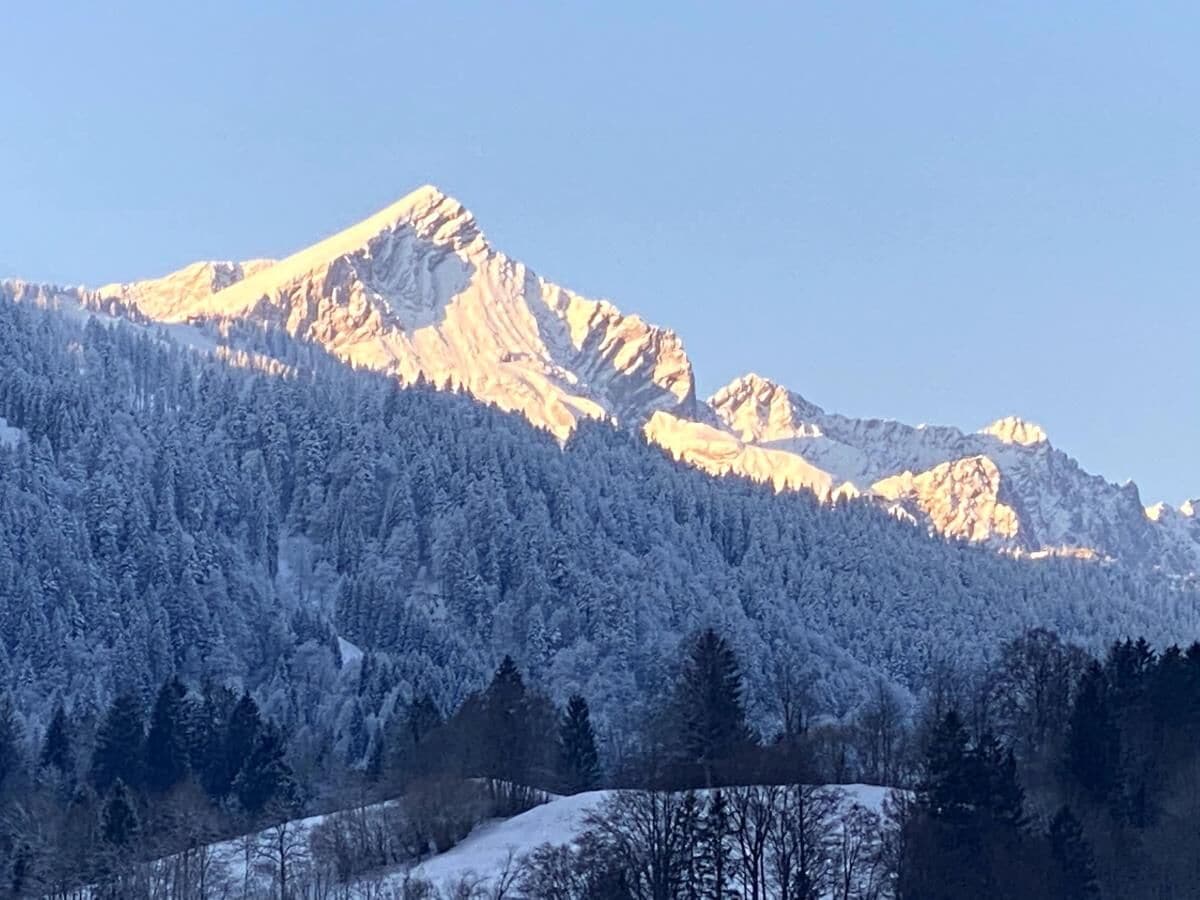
0;291;1198;895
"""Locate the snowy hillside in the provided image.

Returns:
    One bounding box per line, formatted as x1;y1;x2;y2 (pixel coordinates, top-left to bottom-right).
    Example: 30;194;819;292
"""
405;784;893;895
131;785;894;898
2;185;1195;574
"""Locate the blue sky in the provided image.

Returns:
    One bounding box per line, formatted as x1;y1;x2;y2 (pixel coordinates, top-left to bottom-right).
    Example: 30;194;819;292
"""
2;3;1196;504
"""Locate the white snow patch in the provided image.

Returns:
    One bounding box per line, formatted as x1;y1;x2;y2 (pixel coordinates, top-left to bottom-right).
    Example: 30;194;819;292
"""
0;416;22;447
405;789;608;889
338;636;364;666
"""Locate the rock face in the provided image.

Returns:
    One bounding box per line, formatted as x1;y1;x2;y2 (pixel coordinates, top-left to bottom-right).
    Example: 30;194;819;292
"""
88;186;695;439
707;373;1197;570
4;185;1195;574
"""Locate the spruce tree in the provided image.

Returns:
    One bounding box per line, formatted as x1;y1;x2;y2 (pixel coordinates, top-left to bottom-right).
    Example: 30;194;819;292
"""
917;710;974;824
101;778;140;848
144;676;189;794
40;704;73;777
674;628;753;784
557;694;601;794
405;693;443;747
219;691;262;797
1048;806;1100;900
1065;662;1120;803
0;693;22;792
234;722;297;817
974;733;1027;829
91;693;145;792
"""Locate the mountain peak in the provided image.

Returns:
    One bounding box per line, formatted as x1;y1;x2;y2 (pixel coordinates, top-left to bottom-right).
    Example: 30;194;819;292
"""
980;415;1048;447
326;184;482;253
710;372;824;416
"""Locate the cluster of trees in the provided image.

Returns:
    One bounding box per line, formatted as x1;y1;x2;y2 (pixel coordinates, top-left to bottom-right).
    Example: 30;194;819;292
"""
1;283;1196;759
2;290;1200;896
0;679;297;894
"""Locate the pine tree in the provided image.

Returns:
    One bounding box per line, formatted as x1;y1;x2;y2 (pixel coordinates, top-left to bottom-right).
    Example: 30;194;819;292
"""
1065;662;1120;803
0;693;22;792
557;694;601;794
40;703;73;776
219;691;262;797
233;722;297;817
1048;806;1100;900
405;693;443;748
674;628;753;785
91;693;146;792
101;778;140;847
974;733;1027;829
917;710;974;825
144;676;189;794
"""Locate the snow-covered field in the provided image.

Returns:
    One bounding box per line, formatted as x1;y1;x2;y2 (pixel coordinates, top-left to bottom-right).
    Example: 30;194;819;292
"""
406;789;610;888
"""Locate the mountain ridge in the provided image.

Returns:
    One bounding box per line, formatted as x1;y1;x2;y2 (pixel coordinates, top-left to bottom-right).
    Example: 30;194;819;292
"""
4;185;1195;574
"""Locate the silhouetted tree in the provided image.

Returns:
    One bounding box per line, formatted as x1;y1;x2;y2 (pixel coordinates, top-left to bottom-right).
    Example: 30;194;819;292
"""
558;694;601;794
144;676;189;794
674;628;754;785
1048;806;1099;900
91;694;145;792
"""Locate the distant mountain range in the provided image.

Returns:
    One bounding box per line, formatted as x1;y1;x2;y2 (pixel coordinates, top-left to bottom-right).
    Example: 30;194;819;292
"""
6;186;1196;575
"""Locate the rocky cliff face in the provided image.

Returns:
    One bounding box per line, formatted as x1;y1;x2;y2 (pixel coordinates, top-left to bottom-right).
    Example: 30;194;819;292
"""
707;372;1198;570
86;186;695;439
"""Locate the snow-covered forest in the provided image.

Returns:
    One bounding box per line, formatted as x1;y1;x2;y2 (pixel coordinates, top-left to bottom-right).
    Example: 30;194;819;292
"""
0;291;1196;752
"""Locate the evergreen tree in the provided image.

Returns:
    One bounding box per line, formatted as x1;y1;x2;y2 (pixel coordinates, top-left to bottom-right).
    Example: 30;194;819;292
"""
218;691;262;798
557;694;601;794
405;693;443;748
144;676;189;793
101;778;140;848
233;722;297;817
674;628;753;784
0;693;22;792
917;710;974;824
40;703;73;777
975;733;1027;829
91;693;146;792
1065;662;1120;803
1048;806;1100;900
465;655;556;812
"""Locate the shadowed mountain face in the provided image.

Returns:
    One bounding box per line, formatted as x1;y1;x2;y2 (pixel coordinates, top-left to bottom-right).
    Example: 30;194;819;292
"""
7;185;1195;574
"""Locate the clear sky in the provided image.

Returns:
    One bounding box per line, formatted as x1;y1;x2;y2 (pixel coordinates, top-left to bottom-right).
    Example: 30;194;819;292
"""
2;3;1196;504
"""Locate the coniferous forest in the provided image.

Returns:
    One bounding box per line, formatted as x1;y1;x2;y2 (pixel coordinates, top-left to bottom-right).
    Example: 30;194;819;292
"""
0;294;1198;896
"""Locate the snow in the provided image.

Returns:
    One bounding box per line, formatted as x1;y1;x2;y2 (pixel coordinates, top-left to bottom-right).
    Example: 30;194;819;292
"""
338;636;364;666
0;415;22;447
405;789;610;889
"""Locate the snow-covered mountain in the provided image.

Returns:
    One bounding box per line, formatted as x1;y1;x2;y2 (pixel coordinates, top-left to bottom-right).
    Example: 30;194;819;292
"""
7;185;1195;574
705;373;1200;569
87;186;696;439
